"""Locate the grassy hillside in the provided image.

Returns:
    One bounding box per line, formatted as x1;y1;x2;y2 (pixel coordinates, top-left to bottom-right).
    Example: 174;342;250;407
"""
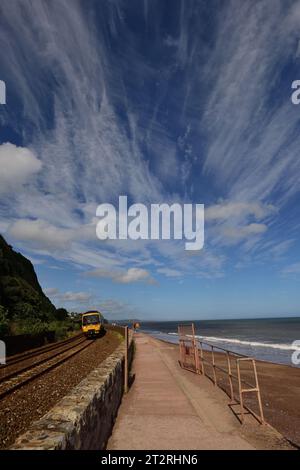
0;235;76;337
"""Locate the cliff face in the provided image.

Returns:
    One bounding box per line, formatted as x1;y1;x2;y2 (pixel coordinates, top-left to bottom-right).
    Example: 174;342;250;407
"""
0;235;56;320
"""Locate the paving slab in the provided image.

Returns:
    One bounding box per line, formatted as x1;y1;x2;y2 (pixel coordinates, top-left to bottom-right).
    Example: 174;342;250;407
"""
107;334;254;450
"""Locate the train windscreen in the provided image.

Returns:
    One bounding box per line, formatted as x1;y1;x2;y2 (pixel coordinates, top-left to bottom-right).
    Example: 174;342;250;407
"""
82;314;100;325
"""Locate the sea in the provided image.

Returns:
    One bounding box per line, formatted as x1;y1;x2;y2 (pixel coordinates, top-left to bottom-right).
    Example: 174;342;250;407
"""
139;317;300;367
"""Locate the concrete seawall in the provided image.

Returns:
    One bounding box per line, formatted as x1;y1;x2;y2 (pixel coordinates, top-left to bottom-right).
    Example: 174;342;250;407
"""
11;336;133;450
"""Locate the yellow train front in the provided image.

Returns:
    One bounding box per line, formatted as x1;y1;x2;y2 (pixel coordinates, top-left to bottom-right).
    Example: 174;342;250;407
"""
81;311;104;338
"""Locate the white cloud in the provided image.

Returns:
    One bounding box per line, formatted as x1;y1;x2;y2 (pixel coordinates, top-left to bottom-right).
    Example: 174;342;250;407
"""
59;291;92;303
44;287;136;318
157;267;182;278
206;202;275;221
44;287;59;296
7;216;101;253
281;262;300;277
199;0;300;207
164;35;180;48
45;288;92;303
0;143;42;193
8;219;73;250
97;298;137;318
294;39;300;58
205;200;273;250
86;267;156;285
117;267;154;284
0;0;298;285
222;223;267;241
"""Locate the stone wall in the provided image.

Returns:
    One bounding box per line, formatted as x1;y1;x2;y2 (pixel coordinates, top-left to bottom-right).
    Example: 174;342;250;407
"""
11;336;133;450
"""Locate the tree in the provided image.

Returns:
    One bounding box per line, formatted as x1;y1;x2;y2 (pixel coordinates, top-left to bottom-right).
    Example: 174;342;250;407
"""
54;308;69;321
0;305;9;336
12;302;37;319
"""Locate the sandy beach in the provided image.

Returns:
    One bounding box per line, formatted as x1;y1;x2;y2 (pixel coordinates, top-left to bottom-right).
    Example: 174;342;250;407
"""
248;359;300;447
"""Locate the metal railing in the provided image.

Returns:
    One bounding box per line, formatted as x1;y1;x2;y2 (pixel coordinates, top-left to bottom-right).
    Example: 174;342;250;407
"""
178;324;265;424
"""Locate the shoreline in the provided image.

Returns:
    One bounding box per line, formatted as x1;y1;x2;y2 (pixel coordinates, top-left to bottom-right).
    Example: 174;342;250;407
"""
142;331;300;447
140;329;300;368
153;334;300;369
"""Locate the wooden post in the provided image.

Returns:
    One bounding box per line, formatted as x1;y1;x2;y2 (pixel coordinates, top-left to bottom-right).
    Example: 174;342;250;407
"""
179;339;182;365
179;340;185;367
252;359;265;424
191;323;200;374
237;360;245;423
236;357;265;425
178;326;184;366
199;341;205;375
211;346;217;386
124;326;129;393
226;351;234;403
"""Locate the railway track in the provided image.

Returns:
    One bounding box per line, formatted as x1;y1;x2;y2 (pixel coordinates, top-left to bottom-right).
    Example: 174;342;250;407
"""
0;336;93;401
3;332;84;368
0;335;87;382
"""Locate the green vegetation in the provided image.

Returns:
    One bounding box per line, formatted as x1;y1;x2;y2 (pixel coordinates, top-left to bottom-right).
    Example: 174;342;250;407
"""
0;305;9;336
0;235;79;339
10;317;80;339
114;332;124;342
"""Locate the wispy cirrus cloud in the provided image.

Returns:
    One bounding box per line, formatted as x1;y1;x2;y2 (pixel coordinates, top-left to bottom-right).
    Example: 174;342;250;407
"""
281;262;300;277
199;0;300;207
85;267;156;285
0;0;299;300
157;267;182;278
206;202;276;222
44;288;92;303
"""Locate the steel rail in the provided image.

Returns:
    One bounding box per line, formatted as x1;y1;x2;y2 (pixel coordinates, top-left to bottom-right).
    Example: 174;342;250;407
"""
3;333;83;367
0;339;93;401
0;337;87;384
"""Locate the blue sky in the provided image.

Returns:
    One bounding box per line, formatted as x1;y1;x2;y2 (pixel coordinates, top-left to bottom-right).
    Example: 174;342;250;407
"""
1;0;300;320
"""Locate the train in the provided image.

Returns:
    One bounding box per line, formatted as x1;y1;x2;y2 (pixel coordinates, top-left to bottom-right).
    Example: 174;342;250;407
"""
81;310;104;338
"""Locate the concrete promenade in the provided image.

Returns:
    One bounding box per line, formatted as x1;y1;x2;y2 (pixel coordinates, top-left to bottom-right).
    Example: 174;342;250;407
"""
107;334;259;450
